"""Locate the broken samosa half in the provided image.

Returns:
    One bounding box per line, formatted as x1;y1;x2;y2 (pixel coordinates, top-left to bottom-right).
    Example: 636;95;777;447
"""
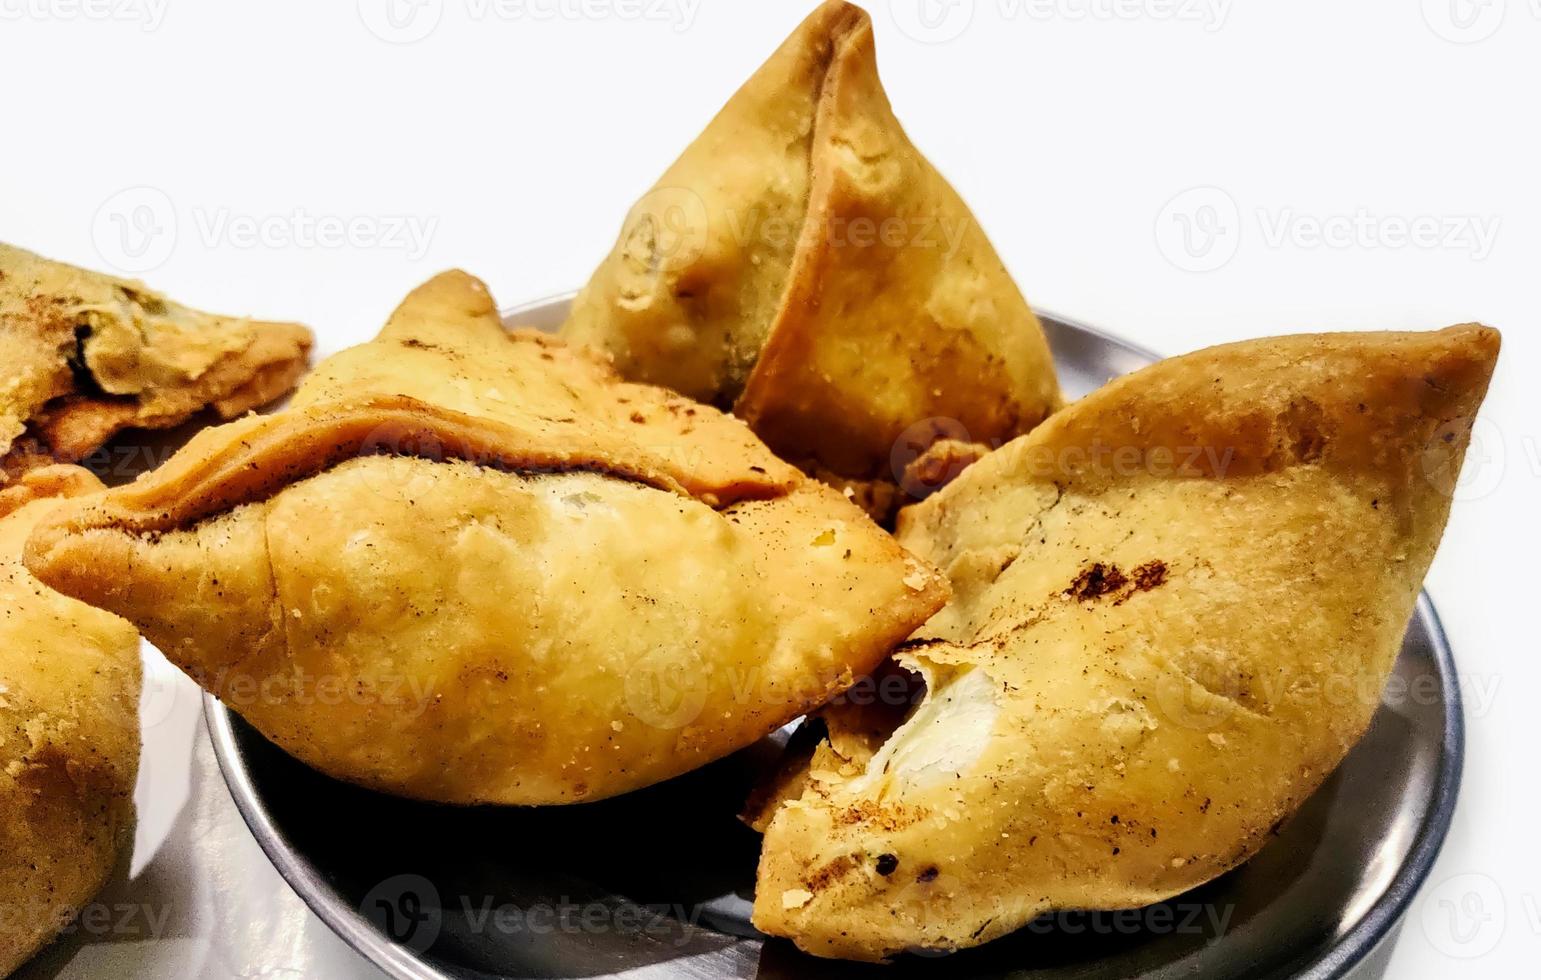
0;242;313;482
560;1;1060;492
752;324;1500;961
0;466;141;977
25;270;948;806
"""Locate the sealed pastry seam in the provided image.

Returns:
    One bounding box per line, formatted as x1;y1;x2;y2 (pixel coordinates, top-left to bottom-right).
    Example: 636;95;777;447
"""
734;9;1059;442
25;396;773;541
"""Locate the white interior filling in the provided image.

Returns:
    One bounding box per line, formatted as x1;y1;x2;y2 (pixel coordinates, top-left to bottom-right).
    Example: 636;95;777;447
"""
852;663;1000;794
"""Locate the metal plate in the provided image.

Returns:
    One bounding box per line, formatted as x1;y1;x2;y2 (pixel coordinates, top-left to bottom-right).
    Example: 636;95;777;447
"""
206;297;1463;980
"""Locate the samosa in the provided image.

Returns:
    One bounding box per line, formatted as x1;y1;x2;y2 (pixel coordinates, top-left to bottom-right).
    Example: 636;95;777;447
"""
0;466;140;976
561;2;1060;502
0;243;312;481
25;270;947;806
752;325;1499;961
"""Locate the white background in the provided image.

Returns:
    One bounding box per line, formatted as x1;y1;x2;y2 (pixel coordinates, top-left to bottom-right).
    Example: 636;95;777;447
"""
1;0;1536;977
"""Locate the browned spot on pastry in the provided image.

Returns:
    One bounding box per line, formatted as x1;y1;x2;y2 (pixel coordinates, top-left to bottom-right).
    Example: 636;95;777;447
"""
834;800;925;832
874;853;898;876
804;854;858;893
1132;560;1168;592
1280;397;1327;463
1062;559;1169;606
916;866;939;883
1066;562;1128;601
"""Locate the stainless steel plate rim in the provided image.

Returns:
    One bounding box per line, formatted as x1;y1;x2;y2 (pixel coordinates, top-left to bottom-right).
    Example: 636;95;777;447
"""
204;297;1465;980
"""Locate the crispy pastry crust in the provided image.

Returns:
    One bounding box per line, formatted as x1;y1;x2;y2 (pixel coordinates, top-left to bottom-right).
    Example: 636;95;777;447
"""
0;466;140;976
561;1;1060;483
0;243;312;482
752;325;1499;961
25;271;948;806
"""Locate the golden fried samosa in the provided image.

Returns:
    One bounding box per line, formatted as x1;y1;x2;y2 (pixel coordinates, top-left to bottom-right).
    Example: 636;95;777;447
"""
25;270;947;806
753;325;1499;961
0;466;140;976
561;1;1060;491
0;243;312;481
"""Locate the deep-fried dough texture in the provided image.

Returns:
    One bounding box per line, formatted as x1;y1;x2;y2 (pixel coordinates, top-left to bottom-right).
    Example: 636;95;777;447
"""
25;271;947;806
560;1;1060;481
0;467;140;977
741;661;920;835
753;325;1499;961
0;243;312;481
